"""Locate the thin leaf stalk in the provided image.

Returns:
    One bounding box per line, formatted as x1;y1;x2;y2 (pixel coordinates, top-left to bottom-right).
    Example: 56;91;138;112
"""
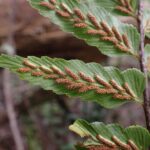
138;0;150;132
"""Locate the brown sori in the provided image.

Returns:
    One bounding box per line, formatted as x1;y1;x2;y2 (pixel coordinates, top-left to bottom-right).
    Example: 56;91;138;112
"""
112;26;122;41
128;140;139;150
17;67;31;73
23;59;37;69
109;80;125;92
50;0;56;5
31;71;43;77
118;0;126;6
74;23;88;28
115;6;131;15
67;82;84;90
56;10;71;18
60;3;72;14
87;30;107;36
79;72;95;83
112;136;131;150
65;67;79;80
96;135;116;148
39;1;55;10
95;75;112;88
100;21;114;36
101;37;118;45
55;78;73;85
124;83;135;98
73;18;82;23
113;94;132;100
51;65;65;76
87;145;116;150
74;8;85;20
115;43;129;52
124;0;133;11
87;13;100;29
96;88;116;94
39;66;52;74
78;85;98;93
122;34;130;48
44;74;58;79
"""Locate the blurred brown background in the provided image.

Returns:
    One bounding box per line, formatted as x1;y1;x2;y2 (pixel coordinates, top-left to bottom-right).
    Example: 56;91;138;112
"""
0;0;146;150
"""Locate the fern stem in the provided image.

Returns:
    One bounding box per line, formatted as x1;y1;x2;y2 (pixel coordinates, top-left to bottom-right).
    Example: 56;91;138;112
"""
138;0;150;131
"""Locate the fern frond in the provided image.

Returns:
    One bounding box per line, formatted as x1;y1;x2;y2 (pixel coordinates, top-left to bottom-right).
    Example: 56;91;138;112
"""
0;54;145;108
28;0;140;57
70;119;150;150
